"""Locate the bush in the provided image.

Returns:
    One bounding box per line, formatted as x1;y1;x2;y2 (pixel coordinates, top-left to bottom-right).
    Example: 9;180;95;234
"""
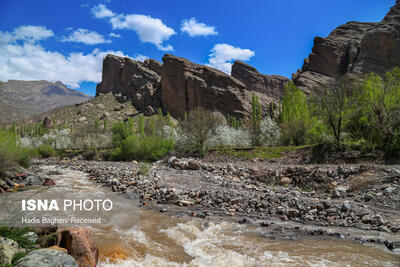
178;108;222;153
111;134;174;161
0;130;30;171
32;144;55;158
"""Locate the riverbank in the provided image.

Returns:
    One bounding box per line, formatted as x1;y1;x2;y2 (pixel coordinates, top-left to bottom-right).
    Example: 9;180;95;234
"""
29;156;400;254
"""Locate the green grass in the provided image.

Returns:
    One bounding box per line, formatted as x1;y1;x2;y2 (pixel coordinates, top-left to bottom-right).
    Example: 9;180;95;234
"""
0;227;36;249
216;145;311;160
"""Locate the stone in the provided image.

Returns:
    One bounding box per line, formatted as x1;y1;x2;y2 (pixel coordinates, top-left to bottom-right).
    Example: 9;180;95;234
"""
144;105;155;116
0;237;18;266
25;175;44;186
48;246;69;254
43;116;53;129
287;209;300;218
96;103;105;110
341;201;352;212
231;60;289;99
362;214;372;224
42;178;56;186
187;159;201;170
331;189;341;198
78;117;87;123
96;55;162;111
15;248;78;267
384;187;396;194
280;177;292;185
227;163;236;173
57;227;99;267
161;54;272;119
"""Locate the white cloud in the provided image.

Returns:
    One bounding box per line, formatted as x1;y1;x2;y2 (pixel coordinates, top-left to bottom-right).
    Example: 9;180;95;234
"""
0;26;132;88
91;4;115;18
0;25;53;44
206;43;255;74
92;5;175;51
62;28;111;45
109;32;121;38
132;54;149;62
181;18;218;37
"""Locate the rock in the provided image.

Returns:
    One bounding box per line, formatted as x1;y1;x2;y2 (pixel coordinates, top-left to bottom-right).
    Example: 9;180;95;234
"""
78;117;87;123
57;227;99;267
187;159;201;170
0;178;7;189
385;186;396;194
341;201;352;212
48;246;69;254
96;54;162;111
160;54;272;119
0;237;18;266
293;1;400;93
362;214;372;224
96;103;105;110
280;177;292;185
331;189;341;198
43;116;53;129
25;175;44;186
144;105;155;116
160;208;168;213
42;178;56;186
15;248;78;267
22;232;38;243
231;60;289;99
178;200;194;206
227;163;236;173
287;209;300;218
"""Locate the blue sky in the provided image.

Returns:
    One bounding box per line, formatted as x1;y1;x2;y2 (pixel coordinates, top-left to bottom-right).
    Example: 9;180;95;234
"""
0;0;395;95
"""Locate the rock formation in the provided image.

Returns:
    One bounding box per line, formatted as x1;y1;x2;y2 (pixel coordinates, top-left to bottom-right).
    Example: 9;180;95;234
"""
231;60;290;99
160;54;274;119
293;1;400;93
96;54;162;111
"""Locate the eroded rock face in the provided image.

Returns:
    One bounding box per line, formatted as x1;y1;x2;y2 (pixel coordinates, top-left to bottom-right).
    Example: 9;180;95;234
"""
160;54;273;119
96;54;162;111
231;60;290;99
293;2;400;93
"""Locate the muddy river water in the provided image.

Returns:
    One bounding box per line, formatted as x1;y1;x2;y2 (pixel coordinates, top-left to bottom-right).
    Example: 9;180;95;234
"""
1;165;399;266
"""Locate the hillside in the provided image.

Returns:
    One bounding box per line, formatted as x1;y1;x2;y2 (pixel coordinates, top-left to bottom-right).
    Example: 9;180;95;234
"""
0;80;92;123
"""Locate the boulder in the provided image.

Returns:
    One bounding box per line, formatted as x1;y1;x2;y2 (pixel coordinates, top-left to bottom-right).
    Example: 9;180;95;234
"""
42;178;56;186
57;227;99;267
293;1;400;93
161;54;273;119
43;116;53;129
15;248;78;267
144;105;156;116
96;54;162;111
25;175;44;186
0;237;19;266
231;60;289;99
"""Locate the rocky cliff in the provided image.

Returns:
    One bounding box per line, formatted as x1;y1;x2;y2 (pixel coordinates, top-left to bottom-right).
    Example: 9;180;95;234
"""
96;54;162;112
0;80;91;123
293;1;400;93
161;54;274;118
97;54;280;119
231;60;290;99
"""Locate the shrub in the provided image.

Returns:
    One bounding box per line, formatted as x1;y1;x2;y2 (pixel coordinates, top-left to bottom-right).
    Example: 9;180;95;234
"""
259;117;281;146
0;130;30;171
208;125;251;148
178;108;222;153
111;134;174;161
32;144;55;158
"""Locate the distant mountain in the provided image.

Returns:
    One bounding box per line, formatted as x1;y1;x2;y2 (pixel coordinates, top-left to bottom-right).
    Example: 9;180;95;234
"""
0;80;92;123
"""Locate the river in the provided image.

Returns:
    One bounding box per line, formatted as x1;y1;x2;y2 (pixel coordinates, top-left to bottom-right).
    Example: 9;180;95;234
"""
1;165;399;267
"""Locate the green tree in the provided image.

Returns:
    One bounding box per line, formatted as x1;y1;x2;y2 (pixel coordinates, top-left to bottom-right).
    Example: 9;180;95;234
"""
250;94;262;146
310;78;349;147
280;82;310;146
